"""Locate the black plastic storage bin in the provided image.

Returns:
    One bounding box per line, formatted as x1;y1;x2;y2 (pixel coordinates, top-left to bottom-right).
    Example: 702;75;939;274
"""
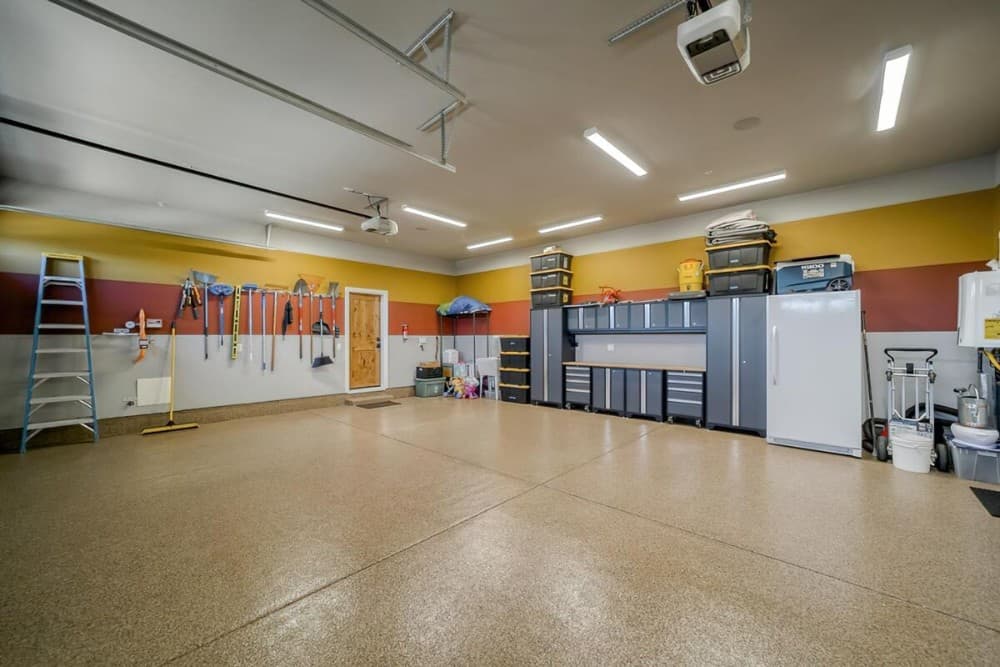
499;384;530;404
500;336;529;352
500;368;530;385
530;269;572;289
531;287;573;309
529;252;573;272
499;352;529;369
705;265;772;295
705;240;773;270
415;365;443;379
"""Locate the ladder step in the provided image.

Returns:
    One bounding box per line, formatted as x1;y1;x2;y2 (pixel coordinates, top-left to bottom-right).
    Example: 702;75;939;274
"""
33;371;91;379
26;417;94;430
40;299;85;306
42;277;84;286
38;323;87;330
30;395;92;405
35;348;88;354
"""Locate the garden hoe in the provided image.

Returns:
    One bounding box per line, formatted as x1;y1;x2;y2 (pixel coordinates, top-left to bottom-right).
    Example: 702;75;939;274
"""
141;321;198;435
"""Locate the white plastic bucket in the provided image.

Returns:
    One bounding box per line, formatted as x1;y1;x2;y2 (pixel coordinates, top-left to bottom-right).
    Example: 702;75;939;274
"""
891;431;933;473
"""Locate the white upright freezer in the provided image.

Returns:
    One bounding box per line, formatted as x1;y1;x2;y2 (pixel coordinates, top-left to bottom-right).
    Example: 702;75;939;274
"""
766;291;863;458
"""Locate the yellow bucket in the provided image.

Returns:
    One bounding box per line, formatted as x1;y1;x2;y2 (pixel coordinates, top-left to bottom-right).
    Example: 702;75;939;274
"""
677;258;704;292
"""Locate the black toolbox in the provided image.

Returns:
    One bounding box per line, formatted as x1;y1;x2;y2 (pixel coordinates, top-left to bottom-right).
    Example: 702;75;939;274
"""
705;240;773;270
530;269;573;289
530;287;573;309
500;368;530;385
500;336;529;352
705;265;772;295
499;352;529;369
529;251;573;272
499;383;530;404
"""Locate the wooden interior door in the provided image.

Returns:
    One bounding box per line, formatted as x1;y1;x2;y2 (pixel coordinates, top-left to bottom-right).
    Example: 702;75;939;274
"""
349;292;381;389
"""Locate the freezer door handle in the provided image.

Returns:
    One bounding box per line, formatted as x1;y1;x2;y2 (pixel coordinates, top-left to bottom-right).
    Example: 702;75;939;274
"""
770;325;779;385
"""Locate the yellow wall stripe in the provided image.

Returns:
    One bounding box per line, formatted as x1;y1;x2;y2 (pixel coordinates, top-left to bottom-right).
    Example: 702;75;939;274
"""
0;211;457;304
458;189;996;303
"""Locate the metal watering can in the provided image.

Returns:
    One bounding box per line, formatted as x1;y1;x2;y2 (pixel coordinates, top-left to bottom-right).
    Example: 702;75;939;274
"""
956;385;989;428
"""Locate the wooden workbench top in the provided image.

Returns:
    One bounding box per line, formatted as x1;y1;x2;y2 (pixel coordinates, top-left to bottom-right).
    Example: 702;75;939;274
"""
564;361;705;373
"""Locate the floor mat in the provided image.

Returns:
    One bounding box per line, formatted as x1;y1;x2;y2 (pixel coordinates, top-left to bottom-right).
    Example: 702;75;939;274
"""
970;487;1000;517
356;401;400;409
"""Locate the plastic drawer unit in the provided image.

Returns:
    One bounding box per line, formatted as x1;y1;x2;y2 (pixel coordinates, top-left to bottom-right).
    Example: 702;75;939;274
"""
564;365;592;409
666;370;705;426
499;336;529;352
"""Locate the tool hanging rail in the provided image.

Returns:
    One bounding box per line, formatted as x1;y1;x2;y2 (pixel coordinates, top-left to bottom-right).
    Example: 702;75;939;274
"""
21;253;99;453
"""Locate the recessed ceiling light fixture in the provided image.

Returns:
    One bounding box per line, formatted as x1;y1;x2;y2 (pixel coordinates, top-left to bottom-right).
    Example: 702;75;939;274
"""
467;236;513;250
265;210;344;232
876;45;912;132
583;128;647;176
677;171;787;202
538;215;603;234
401;205;468;228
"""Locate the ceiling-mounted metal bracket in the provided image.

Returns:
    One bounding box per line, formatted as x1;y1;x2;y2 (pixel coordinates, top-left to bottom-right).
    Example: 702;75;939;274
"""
608;0;752;44
265;223;274;248
48;0;456;172
344;188;389;216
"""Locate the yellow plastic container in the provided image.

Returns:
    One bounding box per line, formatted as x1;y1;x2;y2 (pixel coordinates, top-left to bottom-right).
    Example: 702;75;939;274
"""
677;258;704;292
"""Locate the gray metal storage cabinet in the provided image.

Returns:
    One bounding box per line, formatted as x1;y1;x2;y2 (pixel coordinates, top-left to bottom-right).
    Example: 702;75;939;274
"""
625;369;664;421
530;308;573;406
590;366;626;414
706;295;767;435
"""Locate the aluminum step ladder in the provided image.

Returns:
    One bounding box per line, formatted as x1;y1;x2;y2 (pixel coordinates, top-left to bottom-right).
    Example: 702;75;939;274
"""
21;253;99;453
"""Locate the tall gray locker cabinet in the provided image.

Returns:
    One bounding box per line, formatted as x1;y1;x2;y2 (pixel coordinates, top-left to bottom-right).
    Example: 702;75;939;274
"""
706;295;767;435
530;308;573;406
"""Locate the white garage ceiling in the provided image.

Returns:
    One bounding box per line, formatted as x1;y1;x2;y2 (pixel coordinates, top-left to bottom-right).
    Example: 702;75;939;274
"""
2;0;999;262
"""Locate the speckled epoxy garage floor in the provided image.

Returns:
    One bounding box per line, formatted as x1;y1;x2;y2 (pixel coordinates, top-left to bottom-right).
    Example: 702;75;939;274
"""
1;398;998;665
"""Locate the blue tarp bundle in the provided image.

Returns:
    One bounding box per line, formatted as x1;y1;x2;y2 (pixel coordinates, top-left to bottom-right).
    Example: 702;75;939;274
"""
436;296;492;316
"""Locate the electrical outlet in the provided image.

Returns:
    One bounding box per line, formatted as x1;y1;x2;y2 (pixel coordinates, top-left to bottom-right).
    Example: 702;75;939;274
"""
146;318;163;328
607;343;615;352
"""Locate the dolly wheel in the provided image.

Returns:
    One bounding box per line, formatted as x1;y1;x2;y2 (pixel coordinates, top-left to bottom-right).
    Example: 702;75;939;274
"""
935;442;949;472
875;435;889;462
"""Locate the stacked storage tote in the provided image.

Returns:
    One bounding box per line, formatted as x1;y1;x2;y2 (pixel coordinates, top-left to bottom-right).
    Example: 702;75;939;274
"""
527;250;575;407
498;336;531;403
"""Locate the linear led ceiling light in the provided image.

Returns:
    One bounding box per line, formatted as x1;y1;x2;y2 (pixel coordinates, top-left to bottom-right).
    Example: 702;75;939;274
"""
265;210;344;232
401;205;468;228
467;236;513;250
583;128;647;176
539;215;603;234
876;45;913;132
677;171;787;202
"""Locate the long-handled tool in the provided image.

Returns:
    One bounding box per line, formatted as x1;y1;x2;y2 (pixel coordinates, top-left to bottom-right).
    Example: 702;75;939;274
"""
135;308;148;363
282;298;293;340
292;278;308;360
244;283;257;362
271;290;279;372
231;285;242;360
209;283;234;348
191;270;217;360
312;290;334;368
141;321;198;435
327;282;339;360
260;289;267;371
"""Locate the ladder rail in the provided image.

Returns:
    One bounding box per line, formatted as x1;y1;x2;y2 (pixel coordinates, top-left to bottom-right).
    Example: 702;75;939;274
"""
21;254;99;453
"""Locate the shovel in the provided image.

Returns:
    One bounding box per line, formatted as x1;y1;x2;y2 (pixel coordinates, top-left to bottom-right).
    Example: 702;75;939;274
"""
312;292;334;368
292;278;308;359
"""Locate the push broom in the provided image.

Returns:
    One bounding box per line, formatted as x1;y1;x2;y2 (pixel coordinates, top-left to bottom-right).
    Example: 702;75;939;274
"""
142;321;198;435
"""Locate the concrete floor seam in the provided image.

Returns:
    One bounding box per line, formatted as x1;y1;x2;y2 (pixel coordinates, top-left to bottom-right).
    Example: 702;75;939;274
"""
158;481;544;665
306;407;534;485
546;485;1000;636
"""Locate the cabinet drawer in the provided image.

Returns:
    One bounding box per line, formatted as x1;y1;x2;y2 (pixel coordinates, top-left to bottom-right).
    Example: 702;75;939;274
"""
668;385;703;396
667;371;704;381
667;399;704;419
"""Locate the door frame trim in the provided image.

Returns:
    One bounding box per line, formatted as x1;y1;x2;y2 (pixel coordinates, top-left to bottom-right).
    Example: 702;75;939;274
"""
343;287;390;393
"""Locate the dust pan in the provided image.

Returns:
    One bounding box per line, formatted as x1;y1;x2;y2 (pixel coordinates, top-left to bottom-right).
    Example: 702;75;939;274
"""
142;322;198;435
312;282;334;368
